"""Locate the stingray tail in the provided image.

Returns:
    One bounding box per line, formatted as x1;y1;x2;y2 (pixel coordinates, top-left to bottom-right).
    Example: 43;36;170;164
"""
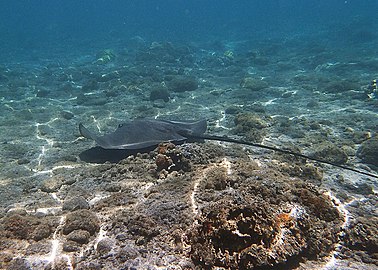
194;134;378;179
79;123;95;139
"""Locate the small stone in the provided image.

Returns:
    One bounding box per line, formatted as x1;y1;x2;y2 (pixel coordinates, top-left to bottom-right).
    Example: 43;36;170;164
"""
62;196;90;211
66;229;90;244
60;110;74;120
96;238;113;255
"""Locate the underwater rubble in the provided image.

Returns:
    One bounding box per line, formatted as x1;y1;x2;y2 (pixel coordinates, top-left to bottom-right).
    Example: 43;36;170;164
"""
0;142;377;269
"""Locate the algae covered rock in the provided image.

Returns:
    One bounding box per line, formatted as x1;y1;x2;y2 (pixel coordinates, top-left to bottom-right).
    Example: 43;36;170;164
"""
167;75;198;92
310;142;348;165
66;229;90;244
234;113;268;130
324;79;360;93
2;212;55;241
240;77;269;91
63;209;100;235
357;137;378;166
233;112;270;143
62;196;90;212
150;87;170;102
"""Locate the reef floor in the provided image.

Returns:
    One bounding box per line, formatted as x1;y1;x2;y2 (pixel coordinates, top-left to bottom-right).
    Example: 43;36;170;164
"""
0;37;377;269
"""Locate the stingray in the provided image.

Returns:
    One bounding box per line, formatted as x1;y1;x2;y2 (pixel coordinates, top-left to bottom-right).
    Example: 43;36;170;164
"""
79;119;207;150
79;119;378;178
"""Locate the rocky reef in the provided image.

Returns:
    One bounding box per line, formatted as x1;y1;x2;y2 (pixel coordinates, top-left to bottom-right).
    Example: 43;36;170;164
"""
2;142;373;270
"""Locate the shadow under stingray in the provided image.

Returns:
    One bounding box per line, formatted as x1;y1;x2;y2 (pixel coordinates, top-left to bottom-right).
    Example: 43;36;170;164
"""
79;146;155;163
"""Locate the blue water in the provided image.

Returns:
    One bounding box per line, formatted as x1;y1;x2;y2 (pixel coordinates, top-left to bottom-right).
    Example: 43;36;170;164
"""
1;0;377;61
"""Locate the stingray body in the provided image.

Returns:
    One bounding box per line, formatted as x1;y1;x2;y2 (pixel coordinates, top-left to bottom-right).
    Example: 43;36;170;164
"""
79;119;207;150
79;119;378;178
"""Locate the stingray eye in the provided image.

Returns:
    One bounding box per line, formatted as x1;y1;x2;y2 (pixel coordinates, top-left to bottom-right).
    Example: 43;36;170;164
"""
118;124;123;128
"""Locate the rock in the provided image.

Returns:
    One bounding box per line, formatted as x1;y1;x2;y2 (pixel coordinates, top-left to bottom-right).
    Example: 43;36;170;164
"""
6;258;31;270
25;241;52;255
96;238;113;255
324;80;360;93
81;80;99;92
343;216;378;265
40;176;64;193
33;223;52;241
167;75;198;92
357;137;378;166
225;106;241;115
63;240;81;252
62;155;77;162
117;245;140;262
234;113;268;130
150;87;170;102
310;142;348;165
36;89;50;98
104;183;122;192
3;214;32;240
104;89;119;97
63;210;100;235
62;196;90;211
2;142;27;160
152;99;167;108
66;229;90;244
202;166;228;190
240;77;269;91
17;158;30;165
76;93;108;106
233;113;269;143
60;110;74;120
